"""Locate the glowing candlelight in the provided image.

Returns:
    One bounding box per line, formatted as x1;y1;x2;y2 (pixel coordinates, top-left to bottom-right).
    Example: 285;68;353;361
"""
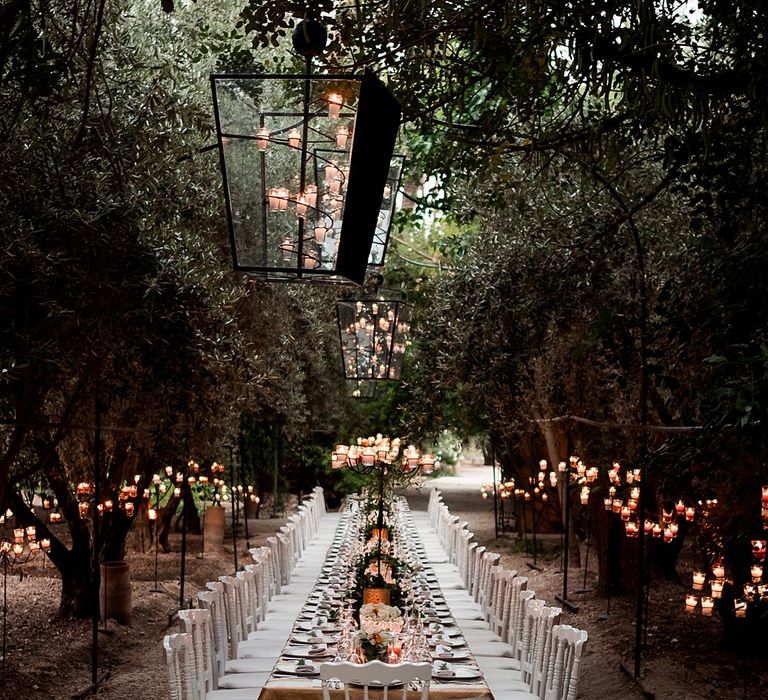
336;124;350;147
734;600;747;618
711;579;724;599
288;128;301;148
685;594;698;612
750;564;763;583
712;562;725;579
692;571;706;590
685;506;695;521
327;93;343;119
701;596;714;616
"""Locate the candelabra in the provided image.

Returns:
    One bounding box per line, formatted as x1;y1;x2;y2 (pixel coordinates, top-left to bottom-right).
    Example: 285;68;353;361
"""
0;514;51;670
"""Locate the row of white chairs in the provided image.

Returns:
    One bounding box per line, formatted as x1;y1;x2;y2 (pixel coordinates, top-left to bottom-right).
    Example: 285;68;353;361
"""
165;487;328;700
427;488;588;700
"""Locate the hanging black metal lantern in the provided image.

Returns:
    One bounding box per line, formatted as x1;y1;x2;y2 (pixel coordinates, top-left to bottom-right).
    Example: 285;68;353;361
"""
337;291;413;381
210;57;402;285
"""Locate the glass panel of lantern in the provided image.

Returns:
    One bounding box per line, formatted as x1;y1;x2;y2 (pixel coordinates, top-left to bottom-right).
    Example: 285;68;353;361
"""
210;70;401;285
348;379;377;399
337;295;413;381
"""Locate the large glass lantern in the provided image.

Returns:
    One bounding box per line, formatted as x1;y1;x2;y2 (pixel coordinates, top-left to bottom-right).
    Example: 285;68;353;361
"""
337;292;413;381
211;67;402;285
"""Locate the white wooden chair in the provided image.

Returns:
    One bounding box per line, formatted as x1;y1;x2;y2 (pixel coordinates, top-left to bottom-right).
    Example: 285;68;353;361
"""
178;609;216;698
200;584;228;681
164;632;196;700
543;625;588;700
319;661;432;700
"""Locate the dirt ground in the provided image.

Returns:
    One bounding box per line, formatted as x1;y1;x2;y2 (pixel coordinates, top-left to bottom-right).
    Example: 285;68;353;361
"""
1;460;767;699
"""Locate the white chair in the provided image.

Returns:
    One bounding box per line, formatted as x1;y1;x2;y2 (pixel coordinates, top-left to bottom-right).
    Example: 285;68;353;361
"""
320;660;432;700
199;584;228;681
178;609;216;698
543;625;588;700
164;632;196;700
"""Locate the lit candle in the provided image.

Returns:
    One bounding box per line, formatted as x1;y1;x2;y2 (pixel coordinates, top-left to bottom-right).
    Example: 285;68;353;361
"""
327;93;343;119
750;564;763;583
685;594;698;612
662;510;673;524
125;502;135;517
288;128;301;148
712;562;725;579
306;184;317;207
104;499;113;512
652;523;663;538
43;499;50;510
580;487;589;505
669;522;679;537
663;527;673;543
603;497;613;511
627;498;637;511
751;540;767;561
336;124;350;148
148;508;157;521
692;571;706;590
173;487;181;498
675;499;685;515
13;543;23;556
13;528;23;543
620;506;631;521
612;498;623;513
685;506;695;521
734;600;747;618
268;188;281;212
762;485;768;504
701;596;714;616
129;485;138;498
303;254;317;269
295;192;308;219
256;126;270;151
625;521;638;538
711;579;724;599
644;520;654;534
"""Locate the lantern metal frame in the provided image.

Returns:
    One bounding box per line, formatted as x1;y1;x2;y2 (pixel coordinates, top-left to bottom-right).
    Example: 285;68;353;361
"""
210;68;402;285
337;290;413;382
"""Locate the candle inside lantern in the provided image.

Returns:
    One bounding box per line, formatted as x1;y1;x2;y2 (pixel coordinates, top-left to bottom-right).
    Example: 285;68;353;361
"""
288;128;301;148
644;519;654;534
40;538;50;551
734;600;747;618
712;562;725;579
603;497;613;511
751;540;767;561
625;520;638;538
663;527;673;543
662;509;673;524
751;564;763;583
620;506;631;521
336;124;350;148
13;543;23;556
612;498;623;513
711;579;724;599
327;93;343;119
148;508;157;521
295;192;309;219
675;499;685;514
701;596;714;616
652;523;663;538
685;594;698;612
762;485;768;504
13;528;23;543
685;506;695;521
124;502;135;517
256;126;270;151
692;570;706;590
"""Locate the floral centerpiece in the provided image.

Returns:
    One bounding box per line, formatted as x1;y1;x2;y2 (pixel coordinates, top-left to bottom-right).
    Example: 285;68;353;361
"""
359;602;404;634
354;629;394;662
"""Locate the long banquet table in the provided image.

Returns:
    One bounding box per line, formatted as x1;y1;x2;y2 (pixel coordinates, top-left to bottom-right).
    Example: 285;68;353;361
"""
256;498;495;700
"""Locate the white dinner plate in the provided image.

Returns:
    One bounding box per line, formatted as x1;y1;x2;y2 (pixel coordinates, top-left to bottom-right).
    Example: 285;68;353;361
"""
291;633;339;644
431;650;471;661
432;665;482;680
275;661;320;676
282;645;333;659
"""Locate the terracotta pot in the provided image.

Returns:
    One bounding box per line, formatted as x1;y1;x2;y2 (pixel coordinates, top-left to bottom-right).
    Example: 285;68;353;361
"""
100;561;132;626
203;505;225;549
